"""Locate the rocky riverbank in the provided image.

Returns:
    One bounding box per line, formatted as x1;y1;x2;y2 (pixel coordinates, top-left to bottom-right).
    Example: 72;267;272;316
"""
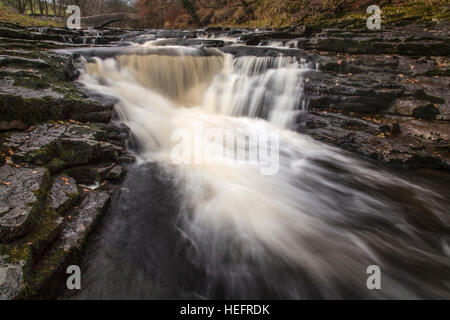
0;18;449;299
194;24;450;170
0;23;133;299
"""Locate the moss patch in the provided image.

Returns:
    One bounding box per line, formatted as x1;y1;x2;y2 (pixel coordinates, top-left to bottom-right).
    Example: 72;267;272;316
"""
0;3;62;28
226;1;450;30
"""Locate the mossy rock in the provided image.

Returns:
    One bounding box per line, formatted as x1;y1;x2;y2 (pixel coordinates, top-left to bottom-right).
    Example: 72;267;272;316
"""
412;104;440;120
0;94;112;127
0;94;62;125
22;190;112;299
0;166;51;243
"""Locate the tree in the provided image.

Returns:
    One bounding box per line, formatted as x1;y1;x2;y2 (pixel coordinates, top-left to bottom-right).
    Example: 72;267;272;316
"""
2;0;27;14
136;0;188;28
180;0;201;26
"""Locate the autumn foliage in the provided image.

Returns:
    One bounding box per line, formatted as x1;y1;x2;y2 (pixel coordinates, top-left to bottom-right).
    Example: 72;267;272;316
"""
136;0;192;28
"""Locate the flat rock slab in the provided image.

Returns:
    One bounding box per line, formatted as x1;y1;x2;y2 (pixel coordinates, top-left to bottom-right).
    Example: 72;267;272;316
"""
4;123;120;171
0;80;64;99
0;166;49;243
0;257;25;300
0;55;50;68
106;165;125;183
59;190;111;253
303;112;450;169
49;175;79;214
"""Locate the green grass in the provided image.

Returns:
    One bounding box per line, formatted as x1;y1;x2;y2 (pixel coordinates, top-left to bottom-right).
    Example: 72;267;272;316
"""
24;6;58;17
0;3;62;27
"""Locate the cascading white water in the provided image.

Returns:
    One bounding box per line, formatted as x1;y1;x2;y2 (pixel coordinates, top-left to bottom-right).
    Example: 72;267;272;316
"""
78;44;450;299
201;55;308;128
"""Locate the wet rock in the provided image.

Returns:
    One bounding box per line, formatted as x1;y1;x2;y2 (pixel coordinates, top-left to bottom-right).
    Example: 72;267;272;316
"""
0;166;49;243
305;71;401;114
118;153;136;165
48;175;80;214
0;120;27;132
0;93;113;127
0;83;64;100
95;163;115;179
0;257;25;300
393;99;423;116
379;124;392;134
0;26;126;47
412;104;440;121
240;31;304;46
106;165;125;183
436;105;450;121
4;123;122;171
64;166;99;186
0;55;50;68
392;122;402;135
283;25;310;36
205;27;228;33
0;27;64;42
220;45;310;58
15;189;114;299
302;112;450;170
62;25;450;173
0;25;131;299
27;214;65;266
301;27;450;56
59;190;112;253
154;38;225;48
399;119;450;142
129;34;156;44
155;30;196;38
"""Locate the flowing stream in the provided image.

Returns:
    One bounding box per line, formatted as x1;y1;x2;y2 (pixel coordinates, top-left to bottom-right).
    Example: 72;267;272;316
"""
73;43;450;299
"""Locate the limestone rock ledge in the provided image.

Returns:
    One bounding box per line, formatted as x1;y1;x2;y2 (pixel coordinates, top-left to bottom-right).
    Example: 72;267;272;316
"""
0;23;133;300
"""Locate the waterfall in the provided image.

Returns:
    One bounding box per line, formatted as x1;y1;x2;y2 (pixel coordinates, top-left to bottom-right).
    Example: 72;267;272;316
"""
77;44;450;299
201;55;308;129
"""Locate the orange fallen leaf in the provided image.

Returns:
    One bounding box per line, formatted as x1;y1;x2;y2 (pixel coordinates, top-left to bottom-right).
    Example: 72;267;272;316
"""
0;182;11;186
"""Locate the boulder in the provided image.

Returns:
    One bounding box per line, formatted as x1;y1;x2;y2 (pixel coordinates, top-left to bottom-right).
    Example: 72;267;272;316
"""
106;165;125;183
59;190;111;253
0;55;50;68
12;189;114;299
4;123;122;172
394;99;423;116
412;104;439;120
240;31;305;46
0;257;25;300
0;166;49;243
48;175;80;214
